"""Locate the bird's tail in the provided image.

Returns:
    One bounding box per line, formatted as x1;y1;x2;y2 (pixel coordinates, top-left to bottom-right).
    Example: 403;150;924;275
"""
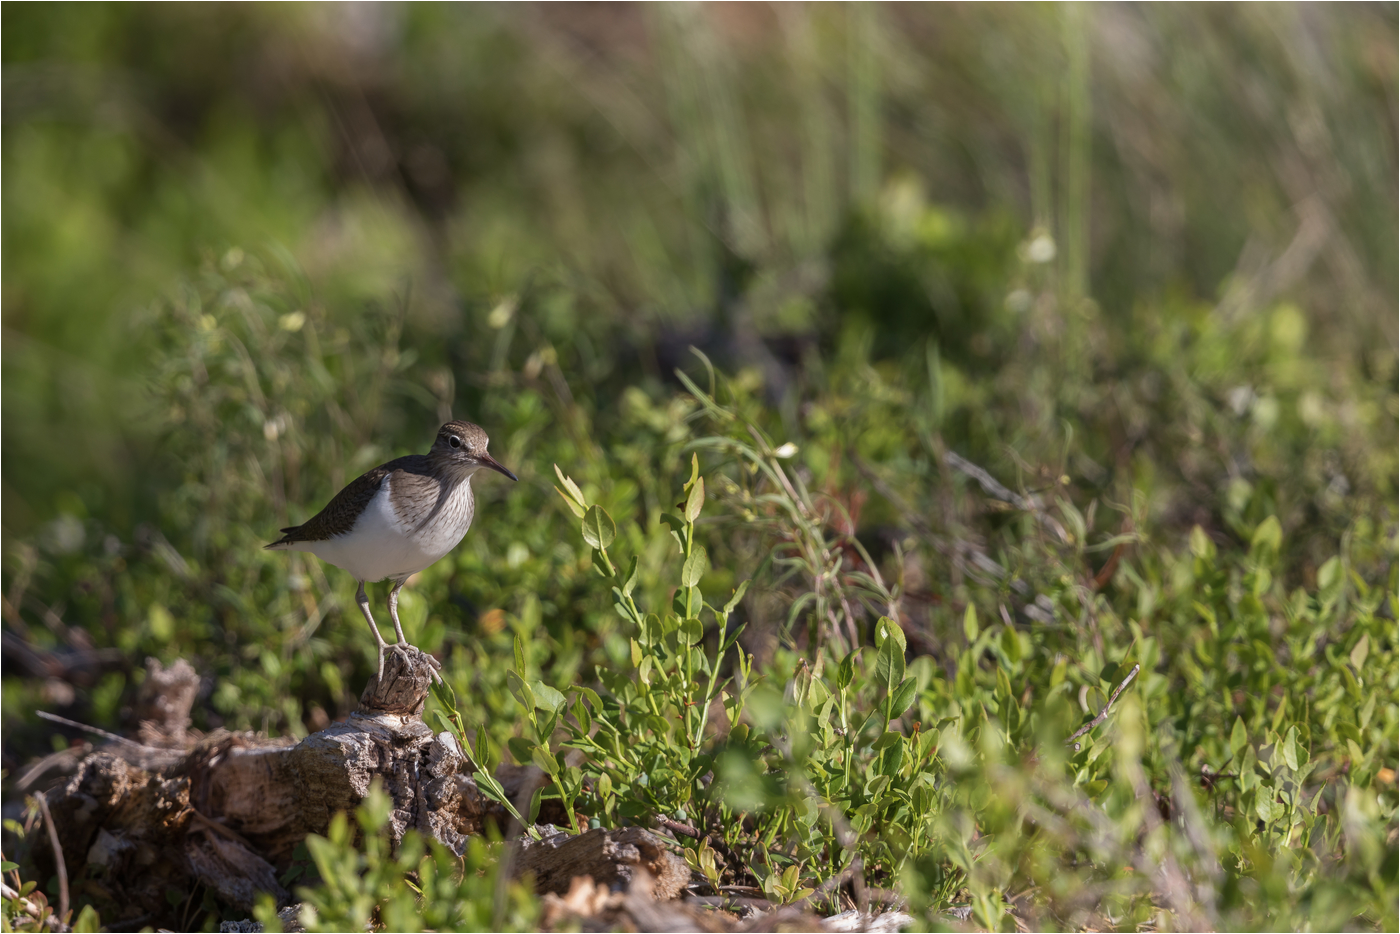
264;526;302;550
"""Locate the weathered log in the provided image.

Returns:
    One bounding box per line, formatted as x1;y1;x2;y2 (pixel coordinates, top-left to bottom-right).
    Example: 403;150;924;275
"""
37;649;704;930
516;825;691;900
538;871;732;933
41;648;509;924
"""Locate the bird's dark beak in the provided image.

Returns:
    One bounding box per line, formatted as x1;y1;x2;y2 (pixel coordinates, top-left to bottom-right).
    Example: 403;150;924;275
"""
480;452;518;482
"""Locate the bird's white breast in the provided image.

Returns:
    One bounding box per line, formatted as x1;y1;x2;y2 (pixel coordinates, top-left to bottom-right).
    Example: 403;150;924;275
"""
296;475;475;583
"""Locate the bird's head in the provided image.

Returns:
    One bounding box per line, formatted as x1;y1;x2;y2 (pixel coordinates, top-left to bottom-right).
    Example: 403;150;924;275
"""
431;420;518;481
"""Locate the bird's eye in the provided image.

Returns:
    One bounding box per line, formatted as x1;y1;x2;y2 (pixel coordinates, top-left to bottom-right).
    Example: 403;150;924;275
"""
449;436;461;448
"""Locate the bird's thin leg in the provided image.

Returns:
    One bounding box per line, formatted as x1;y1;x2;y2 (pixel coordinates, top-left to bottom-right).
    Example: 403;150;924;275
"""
388;578;410;645
387;578;441;682
355;580;391;680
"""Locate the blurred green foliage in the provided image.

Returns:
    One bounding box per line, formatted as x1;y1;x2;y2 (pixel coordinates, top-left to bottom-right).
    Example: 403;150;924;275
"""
2;4;1396;931
252;782;538;934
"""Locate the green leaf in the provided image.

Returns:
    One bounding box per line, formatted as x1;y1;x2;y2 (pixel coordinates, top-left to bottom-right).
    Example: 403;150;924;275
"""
685;475;706;523
506;670;535;712
531;680;567;713
1251;515;1282;555
429;677;460;715
1190;525;1214;560
554;486;586;519
72;905;101;933
889;677;919;717
532;745;561;777
612;587;638;623
1281;726;1300;771
995;667;1013;702
682;545;709;588
1317;556;1341;592
0;861;17;872
878;740;903;777
474;727;492;771
838;650;859;690
872;730;904;751
622;555;640;597
963;604;979;642
722;579;751;615
875;629;905;693
578;686;604;712
875;617;906;654
720;621;748;655
1350;633;1369;670
514;634;527;675
507;735;534;764
1230;716;1248;755
679;617;703;646
1254;791;1276;824
1000;626;1023;664
582;504;617;550
554;463;586;502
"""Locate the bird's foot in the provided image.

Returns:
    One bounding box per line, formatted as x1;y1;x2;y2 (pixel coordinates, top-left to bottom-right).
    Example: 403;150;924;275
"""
376;640;442;683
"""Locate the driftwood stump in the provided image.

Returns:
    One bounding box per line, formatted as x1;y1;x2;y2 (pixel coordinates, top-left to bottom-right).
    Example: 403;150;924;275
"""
39;650;527;926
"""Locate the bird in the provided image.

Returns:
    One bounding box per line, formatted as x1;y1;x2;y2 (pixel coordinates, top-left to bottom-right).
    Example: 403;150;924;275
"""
266;420;517;679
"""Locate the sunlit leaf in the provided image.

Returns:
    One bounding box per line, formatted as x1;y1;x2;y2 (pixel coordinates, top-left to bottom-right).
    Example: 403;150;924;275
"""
682;545;708;588
582;504;616;550
964;604;979;642
685;476;706;523
1350;633;1369;670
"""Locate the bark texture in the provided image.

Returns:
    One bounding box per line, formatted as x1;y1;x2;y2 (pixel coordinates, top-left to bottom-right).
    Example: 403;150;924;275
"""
40;649;514;926
518;825;692;899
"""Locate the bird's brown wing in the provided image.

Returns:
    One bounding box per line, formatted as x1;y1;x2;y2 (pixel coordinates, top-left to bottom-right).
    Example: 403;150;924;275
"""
265;455;428;546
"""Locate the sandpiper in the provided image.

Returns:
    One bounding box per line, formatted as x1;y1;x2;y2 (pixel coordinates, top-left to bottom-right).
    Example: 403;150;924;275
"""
266;420;517;677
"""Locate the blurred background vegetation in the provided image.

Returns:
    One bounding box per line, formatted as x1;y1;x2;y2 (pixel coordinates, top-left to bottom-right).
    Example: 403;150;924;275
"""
1;3;1396;931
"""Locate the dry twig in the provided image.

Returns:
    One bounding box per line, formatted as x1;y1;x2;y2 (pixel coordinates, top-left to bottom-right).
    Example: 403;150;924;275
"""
35;792;68;923
1066;664;1140;750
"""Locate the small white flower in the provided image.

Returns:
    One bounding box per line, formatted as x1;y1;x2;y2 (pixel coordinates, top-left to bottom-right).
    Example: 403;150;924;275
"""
774;442;799;459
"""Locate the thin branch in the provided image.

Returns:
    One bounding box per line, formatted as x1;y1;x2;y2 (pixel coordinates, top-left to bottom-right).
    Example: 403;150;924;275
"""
945;450;1039;512
15;746;87;793
35;792;69;923
1066;664;1140;750
655;815;702;840
37;710;147;749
